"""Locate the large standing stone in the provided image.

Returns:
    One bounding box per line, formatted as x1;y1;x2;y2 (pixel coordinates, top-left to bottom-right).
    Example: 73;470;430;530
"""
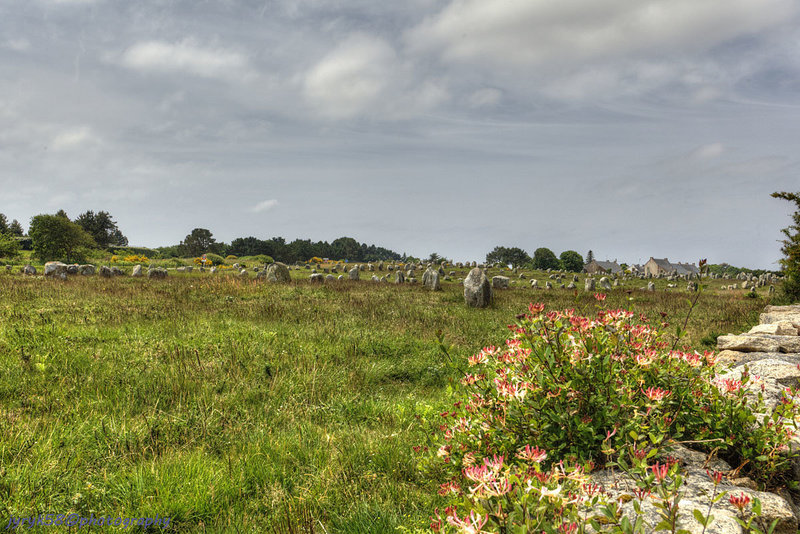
348;267;360;280
584;278;596;291
492;276;510;289
266;262;292;282
395;270;405;284
99;266;113;278
422;267;441;290
310;273;324;282
148;267;168;279
131;265;143;277
464;268;492;308
79;264;95;276
44;262;68;277
647;282;656;292
598;277;612;290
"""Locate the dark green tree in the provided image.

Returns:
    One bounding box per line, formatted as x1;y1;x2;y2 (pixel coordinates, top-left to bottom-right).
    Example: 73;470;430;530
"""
8;219;24;237
0;233;20;258
55;209;70;220
772;191;800;302
0;213;8;234
533;247;561;270
181;228;216;257
586;250;595;265
29;214;96;262
486;246;531;268
75;210;128;249
559;250;584;272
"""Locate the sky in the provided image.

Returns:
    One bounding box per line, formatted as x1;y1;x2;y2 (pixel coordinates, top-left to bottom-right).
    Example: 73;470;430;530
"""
1;0;799;269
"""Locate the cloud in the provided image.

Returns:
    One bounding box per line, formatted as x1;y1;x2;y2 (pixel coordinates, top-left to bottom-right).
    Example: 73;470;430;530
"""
51;126;97;151
250;199;278;213
691;142;725;160
408;0;798;68
121;40;252;81
303;33;448;119
468;88;502;108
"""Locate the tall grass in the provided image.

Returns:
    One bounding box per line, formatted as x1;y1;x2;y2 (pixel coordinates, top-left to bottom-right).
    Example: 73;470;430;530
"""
0;270;770;532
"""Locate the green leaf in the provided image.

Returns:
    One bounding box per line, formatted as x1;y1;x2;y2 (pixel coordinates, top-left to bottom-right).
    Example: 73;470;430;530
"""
692;509;708;526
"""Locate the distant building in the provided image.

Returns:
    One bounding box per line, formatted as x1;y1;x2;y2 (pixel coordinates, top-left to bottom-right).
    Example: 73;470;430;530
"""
584;260;622;275
643;257;699;277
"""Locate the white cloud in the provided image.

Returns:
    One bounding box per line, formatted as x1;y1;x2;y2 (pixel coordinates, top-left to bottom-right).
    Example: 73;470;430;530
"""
691;143;725;160
250;199;278;213
468;88;502;108
51;126;97;151
303;33;448;119
121;40;252;81
4;39;31;52
408;0;798;68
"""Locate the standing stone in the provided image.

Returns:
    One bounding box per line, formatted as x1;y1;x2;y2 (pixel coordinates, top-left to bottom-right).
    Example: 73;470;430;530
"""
573;274;579;282
464;268;492;308
598;277;612;290
530;279;538;289
22;265;36;275
266;262;292;282
99;266;113;278
79;264;95;276
648;282;656;292
325;274;336;282
396;271;405;284
337;275;344;280
348;267;360;280
769;285;776;295
492;276;510;289
585;278;596;291
148;267;168;279
567;282;576;289
131;265;143;277
422;267;441;290
44;262;68;277
545;281;553;290
310;273;324;282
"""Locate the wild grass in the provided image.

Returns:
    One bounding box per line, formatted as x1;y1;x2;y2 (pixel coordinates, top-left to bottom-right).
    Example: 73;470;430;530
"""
0;269;772;532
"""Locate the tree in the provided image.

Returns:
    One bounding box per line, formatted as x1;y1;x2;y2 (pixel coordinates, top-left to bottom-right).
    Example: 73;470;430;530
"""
772;191;800;302
181;228;216;257
586;250;595;265
8;219;24;237
532;247;560;270
427;252;442;263
29;214;96;262
559;250;584;272
486;246;531;268
0;213;7;234
0;233;20;258
55;209;70;220
75;210;128;249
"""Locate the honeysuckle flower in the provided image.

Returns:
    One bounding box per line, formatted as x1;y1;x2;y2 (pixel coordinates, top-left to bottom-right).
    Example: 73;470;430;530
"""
517;444;547;463
446;510;489;534
643;386;671;402
729;492;751;511
651;462;668;482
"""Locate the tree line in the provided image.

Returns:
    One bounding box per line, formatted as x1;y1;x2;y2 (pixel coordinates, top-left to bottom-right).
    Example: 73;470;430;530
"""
485;246;588;272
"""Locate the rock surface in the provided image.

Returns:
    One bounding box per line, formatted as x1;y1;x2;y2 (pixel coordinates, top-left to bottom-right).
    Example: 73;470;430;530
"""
464;268;492;308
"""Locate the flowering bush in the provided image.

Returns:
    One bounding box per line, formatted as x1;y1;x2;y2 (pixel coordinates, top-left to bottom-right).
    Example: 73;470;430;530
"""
419;298;799;532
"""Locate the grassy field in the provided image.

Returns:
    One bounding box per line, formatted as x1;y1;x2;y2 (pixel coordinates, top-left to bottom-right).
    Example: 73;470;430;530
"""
0;265;776;532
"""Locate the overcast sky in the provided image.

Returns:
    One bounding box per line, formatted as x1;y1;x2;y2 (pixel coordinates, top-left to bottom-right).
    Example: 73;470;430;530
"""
2;0;799;268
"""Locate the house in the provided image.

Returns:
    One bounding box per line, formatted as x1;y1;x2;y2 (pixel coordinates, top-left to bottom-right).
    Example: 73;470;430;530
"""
643;257;699;277
584;260;621;275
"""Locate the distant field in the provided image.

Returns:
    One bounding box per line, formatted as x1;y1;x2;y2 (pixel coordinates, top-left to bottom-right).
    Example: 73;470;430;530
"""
0;267;776;532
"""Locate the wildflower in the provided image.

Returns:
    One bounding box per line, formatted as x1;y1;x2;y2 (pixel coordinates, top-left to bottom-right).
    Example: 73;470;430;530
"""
517;445;547;463
643;387;671;402
651;462;668;482
529;302;545;314
729;492;751;511
706;469;723;485
447;510;489;534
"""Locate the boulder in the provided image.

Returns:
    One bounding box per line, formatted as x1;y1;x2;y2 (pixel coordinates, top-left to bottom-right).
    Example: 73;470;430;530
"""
266;262;292;283
131;265;143;277
492;276;510;289
99;266;113;278
584;278;596;291
44;261;67;277
750;322;798;336
422;267;441;291
348;267;360;281
310;273;324;282
78;264;95;276
395;271;405;284
598;277;612;290
717;335;781;353
647;281;656;292
147;268;168;279
65;264;79;275
464;268;492;308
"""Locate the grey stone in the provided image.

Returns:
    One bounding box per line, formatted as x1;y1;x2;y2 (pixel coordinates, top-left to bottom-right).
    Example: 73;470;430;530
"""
647;281;656;291
717;335;781;353
395;271;405;284
44;261;67;277
99;266;113;278
464;268;492;308
266;262;292;283
422;267;441;290
749;322;798;336
131;265;143;277
310;273;324;282
147;268;168;279
598;277;612;290
492;275;510;289
585;278;596;291
78;264;95;276
66;264;79;275
348;267;360;281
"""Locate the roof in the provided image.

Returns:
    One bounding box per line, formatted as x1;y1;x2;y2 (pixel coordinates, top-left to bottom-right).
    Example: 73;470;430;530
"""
647;257;699;275
594;260;621;274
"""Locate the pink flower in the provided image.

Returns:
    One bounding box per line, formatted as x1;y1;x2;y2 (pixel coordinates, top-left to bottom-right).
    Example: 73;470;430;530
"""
729;492;751;511
651;462;668;482
706;469;723;485
594;293;606;302
446;510;489;534
517;445;548;463
643;387;671;402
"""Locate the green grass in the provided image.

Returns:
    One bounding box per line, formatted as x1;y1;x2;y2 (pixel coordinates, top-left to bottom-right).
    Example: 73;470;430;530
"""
0;269;774;532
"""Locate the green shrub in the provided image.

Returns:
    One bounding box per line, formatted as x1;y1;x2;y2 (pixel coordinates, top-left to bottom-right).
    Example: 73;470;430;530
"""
0;232;21;259
204;253;225;266
420;298;799;532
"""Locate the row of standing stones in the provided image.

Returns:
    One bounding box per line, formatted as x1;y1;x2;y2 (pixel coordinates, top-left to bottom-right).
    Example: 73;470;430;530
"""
587;305;800;534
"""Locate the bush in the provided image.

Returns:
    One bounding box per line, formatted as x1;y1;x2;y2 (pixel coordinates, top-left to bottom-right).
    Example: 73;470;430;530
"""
226;255;238;260
420;298;799;532
0;233;21;259
204;253;225;266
